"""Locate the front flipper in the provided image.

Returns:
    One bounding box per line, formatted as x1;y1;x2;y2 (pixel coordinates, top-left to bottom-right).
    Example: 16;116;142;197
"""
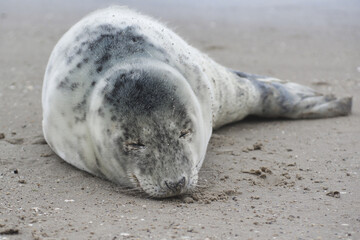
233;70;352;119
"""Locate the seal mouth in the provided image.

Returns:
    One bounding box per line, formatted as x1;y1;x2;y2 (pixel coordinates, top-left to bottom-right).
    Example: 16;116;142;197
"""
128;172;193;198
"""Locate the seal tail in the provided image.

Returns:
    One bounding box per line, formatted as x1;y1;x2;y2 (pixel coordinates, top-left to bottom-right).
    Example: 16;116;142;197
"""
233;70;352;119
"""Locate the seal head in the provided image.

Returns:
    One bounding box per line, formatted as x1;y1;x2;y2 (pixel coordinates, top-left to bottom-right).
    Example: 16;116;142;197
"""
88;62;208;197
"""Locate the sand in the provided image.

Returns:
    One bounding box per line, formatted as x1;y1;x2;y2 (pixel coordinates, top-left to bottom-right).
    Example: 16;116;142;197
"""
0;0;359;239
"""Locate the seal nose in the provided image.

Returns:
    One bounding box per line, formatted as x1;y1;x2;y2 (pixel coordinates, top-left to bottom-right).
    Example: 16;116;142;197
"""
164;176;186;193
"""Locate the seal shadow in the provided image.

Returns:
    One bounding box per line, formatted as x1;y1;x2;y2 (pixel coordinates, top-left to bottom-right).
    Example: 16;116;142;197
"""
40;141;194;201
39;143;141;196
41;143;222;202
40;115;316;201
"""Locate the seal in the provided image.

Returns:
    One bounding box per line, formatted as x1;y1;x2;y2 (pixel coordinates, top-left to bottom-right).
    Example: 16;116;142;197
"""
42;6;352;198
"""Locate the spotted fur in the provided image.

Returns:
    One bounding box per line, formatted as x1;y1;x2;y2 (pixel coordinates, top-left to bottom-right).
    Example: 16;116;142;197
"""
42;7;352;198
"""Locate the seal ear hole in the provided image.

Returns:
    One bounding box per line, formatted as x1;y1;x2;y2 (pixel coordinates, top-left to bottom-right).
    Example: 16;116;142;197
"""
179;129;191;139
124;140;146;151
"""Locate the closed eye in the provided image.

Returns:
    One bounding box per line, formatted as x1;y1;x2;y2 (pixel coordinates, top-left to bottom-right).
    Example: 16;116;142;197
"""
124;141;146;151
179;129;191;138
129;143;145;148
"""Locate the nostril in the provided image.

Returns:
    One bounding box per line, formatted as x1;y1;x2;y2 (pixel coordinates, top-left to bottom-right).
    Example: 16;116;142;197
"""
164;176;186;193
178;176;186;187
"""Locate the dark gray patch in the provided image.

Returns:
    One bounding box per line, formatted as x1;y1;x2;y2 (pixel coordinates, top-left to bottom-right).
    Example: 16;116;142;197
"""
71;83;79;89
102;69;186;117
272;82;294;113
73;99;87;112
244;75;298;117
57;77;70;89
106;129;111;136
96;66;103;73
75;113;86;123
95;53;112;65
67;23;169;78
57;77;80;91
231;69;297;116
87;25;148;68
235;84;245;98
98;107;105;117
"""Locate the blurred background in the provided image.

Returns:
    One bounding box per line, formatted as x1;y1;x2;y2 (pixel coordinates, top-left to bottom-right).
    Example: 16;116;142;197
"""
1;0;360;79
1;1;359;239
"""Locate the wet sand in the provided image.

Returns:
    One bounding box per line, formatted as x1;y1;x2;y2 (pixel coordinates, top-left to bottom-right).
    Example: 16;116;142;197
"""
1;1;359;239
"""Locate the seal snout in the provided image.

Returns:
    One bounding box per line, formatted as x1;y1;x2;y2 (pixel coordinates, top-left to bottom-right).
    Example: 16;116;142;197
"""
164;176;186;194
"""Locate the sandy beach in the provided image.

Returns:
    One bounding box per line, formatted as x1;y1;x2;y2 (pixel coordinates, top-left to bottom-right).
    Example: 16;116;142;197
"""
1;0;359;239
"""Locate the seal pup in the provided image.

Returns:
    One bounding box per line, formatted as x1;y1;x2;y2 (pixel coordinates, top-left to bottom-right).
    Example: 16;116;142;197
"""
42;7;352;198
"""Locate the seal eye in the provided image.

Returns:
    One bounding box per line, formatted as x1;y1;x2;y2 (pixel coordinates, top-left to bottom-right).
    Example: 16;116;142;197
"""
179;129;191;139
124;141;146;151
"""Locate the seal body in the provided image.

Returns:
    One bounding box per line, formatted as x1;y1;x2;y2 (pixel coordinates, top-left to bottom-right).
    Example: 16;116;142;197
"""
42;7;352;197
